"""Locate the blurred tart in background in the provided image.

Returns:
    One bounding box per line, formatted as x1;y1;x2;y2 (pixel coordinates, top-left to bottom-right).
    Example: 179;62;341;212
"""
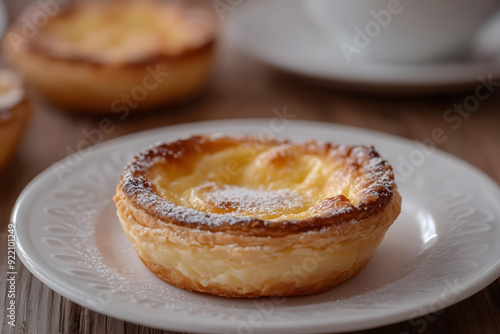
0;68;31;173
2;0;217;114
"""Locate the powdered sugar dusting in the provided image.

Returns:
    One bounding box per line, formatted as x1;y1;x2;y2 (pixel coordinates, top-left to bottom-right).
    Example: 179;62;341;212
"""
128;179;255;226
201;184;307;219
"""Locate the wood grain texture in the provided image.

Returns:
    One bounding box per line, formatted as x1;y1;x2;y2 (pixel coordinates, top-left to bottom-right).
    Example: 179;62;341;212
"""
1;0;500;333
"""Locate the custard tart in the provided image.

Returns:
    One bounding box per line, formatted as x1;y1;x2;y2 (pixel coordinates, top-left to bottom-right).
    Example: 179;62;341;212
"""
2;0;216;113
0;68;31;173
114;135;402;297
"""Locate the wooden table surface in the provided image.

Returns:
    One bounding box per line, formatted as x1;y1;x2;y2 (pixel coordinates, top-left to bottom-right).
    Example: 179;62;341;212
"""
1;1;500;334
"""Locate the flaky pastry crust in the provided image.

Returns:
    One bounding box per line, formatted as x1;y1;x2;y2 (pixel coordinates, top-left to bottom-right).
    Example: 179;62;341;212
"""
114;135;402;297
2;1;216;113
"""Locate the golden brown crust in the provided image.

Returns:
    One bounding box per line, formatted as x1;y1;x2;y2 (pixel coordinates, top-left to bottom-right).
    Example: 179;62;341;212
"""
115;185;401;297
120;135;397;237
114;135;402;298
1;1;216;113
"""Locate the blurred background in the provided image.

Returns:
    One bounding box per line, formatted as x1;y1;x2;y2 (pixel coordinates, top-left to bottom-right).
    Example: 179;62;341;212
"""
0;0;499;333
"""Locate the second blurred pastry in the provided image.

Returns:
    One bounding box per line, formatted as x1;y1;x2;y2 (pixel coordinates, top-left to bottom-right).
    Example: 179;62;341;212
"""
2;0;217;114
0;68;31;172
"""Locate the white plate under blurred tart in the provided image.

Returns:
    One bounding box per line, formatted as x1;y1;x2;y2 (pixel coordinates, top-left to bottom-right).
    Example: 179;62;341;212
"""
2;0;216;113
114;135;402;298
0;68;30;173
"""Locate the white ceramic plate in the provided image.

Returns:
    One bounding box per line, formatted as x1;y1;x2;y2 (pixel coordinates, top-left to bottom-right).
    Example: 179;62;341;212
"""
13;120;500;333
224;0;500;93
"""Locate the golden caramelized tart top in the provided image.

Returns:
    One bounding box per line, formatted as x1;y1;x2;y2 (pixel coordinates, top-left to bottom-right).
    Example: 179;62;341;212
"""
20;0;216;64
119;135;397;236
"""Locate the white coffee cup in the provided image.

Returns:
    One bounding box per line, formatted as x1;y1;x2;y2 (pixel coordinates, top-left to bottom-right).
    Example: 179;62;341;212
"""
304;0;500;64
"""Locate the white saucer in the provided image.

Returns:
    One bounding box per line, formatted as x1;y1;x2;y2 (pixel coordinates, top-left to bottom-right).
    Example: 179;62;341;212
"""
13;120;500;333
225;0;500;93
